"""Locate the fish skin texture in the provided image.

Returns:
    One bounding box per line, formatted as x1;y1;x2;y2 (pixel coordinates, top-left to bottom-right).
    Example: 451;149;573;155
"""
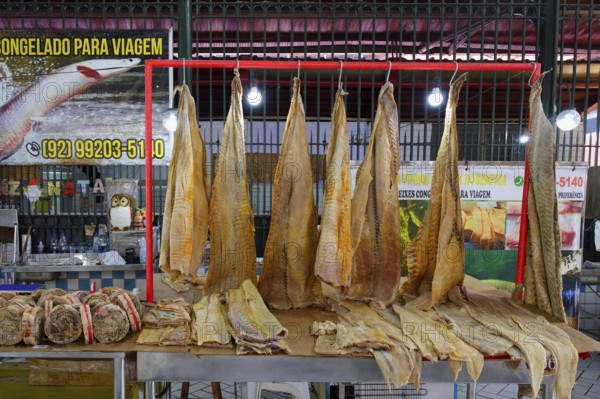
204;73;257;296
258;78;323;309
345;82;401;308
403;73;468;308
192;293;234;346
524;73;567;322
159;84;209;283
315;88;352;287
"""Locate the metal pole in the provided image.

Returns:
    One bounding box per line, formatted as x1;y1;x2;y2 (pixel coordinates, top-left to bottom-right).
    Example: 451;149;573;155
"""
144;62;154;304
114;357;126;399
538;0;560;118
541;383;555;399
145;381;156;399
177;0;192;85
466;383;476;399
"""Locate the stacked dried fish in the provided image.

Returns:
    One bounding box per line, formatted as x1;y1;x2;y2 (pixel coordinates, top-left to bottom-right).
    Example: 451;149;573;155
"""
346;81;401;308
204;72;257;295
519;73;568;323
314;87;352;288
227;280;290;354
258;77;322;309
22;306;45;345
138;298;192;345
44;304;82;344
192;293;235;347
402;73;468;308
159;84;210;286
92;303;130;344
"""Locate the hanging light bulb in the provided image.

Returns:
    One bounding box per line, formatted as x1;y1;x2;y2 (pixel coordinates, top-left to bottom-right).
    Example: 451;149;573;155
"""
519;135;529;144
246;79;263;106
427;87;444;107
556;107;581;131
162;108;178;132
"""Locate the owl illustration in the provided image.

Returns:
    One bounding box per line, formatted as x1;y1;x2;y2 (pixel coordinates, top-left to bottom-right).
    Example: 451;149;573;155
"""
110;194;132;231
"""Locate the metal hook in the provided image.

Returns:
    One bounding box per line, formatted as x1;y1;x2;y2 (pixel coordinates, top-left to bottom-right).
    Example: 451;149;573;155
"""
338;60;344;90
385;61;392;82
572;162;576;172
528;62;537;87
449;61;459;86
182;58;186;85
234;59;240;74
297;60;301;78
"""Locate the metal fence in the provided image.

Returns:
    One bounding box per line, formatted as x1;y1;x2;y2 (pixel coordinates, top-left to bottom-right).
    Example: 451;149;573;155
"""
0;0;598;254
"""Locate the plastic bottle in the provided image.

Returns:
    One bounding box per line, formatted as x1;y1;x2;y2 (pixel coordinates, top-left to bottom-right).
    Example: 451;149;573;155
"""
37;240;44;254
49;231;58;254
58;230;68;253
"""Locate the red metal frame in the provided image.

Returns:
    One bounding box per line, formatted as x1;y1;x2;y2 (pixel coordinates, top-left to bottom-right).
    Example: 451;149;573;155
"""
144;59;539;303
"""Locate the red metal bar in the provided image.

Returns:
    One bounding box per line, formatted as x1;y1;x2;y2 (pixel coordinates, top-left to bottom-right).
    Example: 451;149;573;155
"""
143;59;538;302
514;64;541;290
144;62;154;303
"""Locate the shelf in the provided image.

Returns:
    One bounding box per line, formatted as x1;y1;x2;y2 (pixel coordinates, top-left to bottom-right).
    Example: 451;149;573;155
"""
0;264;146;273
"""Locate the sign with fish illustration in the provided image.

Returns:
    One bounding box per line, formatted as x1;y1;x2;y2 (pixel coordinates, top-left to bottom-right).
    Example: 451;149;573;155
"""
0;30;171;165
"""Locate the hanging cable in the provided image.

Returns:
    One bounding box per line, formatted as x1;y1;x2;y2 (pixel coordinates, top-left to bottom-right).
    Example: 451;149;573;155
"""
338;60;344;90
385;60;392;82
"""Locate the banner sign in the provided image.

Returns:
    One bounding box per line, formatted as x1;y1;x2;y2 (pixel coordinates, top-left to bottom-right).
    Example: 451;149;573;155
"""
0;30;171;165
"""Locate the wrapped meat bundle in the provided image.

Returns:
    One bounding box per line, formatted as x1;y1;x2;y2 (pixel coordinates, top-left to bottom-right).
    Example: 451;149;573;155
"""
44;304;82;344
9;296;36;309
36;289;66;305
53;294;82;308
117;294;141;332
44;300;53;317
80;304;94;344
0;297;6;307
0;303;29;345
22;306;45;345
110;290;143;315
73;291;89;302
100;287;123;295
0;292;17;300
85;292;109;312
92;303;130;344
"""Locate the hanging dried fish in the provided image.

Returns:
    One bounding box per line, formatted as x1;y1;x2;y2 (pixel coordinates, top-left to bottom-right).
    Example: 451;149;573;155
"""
315;88;352;287
159;83;210;285
204;71;257;295
346;81;401;308
258;77;322;309
402;73;468;308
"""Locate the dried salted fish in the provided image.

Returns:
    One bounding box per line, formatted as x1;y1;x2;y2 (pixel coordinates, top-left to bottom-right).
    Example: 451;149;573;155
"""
160;84;210;284
0;303;29;345
142;298;191;328
310;320;337;336
44;304;82;344
258;77;322;309
315;88;352;287
228;279;290;354
192;293;234;346
346;81;401;308
117;294;142;333
403;73;468;308
80;304;94;344
204;72;257;295
521;72;567;323
92;303;130;344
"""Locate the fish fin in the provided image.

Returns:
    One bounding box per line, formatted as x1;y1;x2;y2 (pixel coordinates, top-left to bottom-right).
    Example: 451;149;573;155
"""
77;65;102;80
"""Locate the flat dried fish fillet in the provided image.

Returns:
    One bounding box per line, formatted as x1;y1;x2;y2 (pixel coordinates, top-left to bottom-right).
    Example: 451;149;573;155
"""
142;299;191;328
45;304;82;344
259;78;322;309
335;321;395;351
137;327;168;345
228;280;288;344
192;293;234;346
346;82;401;308
204;72;257;295
0;304;27;345
334;300;417;351
315;88;352;287
160;84;210;284
160;324;191;346
22;306;44;345
403;73;468;308
450;291;546;397
522;73;567;323
372;346;414;390
435;302;513;356
314;335;368;356
393;303;484;382
92;303;130;344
